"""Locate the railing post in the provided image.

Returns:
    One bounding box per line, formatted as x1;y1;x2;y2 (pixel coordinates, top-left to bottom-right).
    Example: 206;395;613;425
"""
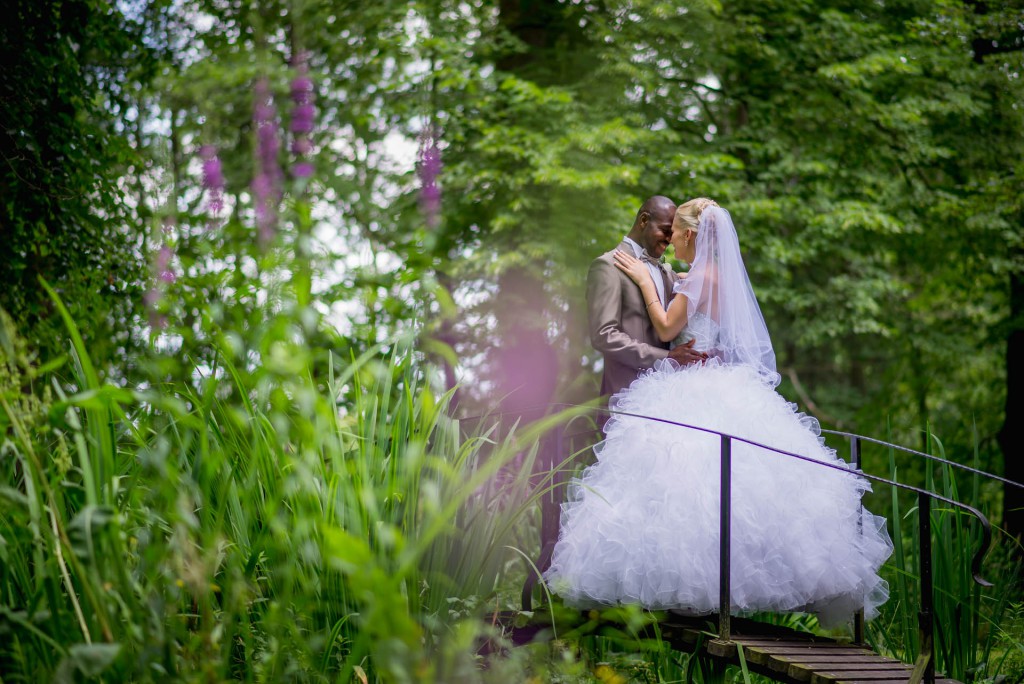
719;434;732;641
851;436;865;644
919;492;935;684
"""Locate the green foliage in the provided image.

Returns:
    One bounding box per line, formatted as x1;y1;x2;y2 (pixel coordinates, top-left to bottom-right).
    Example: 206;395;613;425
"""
865;432;1022;682
692;0;1023;457
0;0;151;365
3;0;1024;680
0;288;574;681
366;0;1024;457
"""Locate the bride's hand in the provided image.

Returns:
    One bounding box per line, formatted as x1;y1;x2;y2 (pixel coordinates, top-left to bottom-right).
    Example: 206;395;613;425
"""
613;251;652;285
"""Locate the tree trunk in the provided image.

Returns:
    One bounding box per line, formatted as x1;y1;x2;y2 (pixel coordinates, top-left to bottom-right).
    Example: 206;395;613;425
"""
999;269;1024;542
968;0;1024;546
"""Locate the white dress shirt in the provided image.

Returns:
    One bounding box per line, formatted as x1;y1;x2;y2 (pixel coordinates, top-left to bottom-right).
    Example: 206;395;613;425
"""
622;236;667;307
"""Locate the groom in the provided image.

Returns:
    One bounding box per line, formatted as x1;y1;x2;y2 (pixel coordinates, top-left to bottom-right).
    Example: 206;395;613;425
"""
588;195;706;398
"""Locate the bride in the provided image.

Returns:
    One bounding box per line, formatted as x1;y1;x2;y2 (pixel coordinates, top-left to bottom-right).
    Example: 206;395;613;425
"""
543;198;892;627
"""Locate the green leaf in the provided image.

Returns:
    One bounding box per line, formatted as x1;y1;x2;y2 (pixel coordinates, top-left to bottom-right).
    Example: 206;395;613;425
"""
55;643;122;683
67;505;117;563
323;526;374;575
0;486;29;509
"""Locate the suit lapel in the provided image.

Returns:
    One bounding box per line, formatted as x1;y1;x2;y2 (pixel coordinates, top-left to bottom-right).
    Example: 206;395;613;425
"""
659;265;673;306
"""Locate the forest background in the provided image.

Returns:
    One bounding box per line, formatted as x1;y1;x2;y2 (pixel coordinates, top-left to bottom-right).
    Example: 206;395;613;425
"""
2;0;1024;681
5;0;1023;530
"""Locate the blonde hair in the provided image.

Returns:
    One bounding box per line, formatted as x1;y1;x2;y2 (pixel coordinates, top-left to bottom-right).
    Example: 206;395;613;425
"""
674;197;719;232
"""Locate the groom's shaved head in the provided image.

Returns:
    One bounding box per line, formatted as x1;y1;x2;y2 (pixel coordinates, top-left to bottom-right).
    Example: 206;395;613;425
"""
629;195;677;258
634;195;676;228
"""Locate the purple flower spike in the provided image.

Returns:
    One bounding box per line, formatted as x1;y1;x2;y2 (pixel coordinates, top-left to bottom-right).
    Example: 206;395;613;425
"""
290;52;314;105
258;123;280;171
147;221;176;331
291;77;313;101
200;145;224;190
258;216;275;245
292;162;315;179
253;79;277;126
156;244;176;284
252;77;283;244
200;145;225;222
291;102;315;136
417;129;443;229
252;174;273;201
289;53;316;181
292;138;312;156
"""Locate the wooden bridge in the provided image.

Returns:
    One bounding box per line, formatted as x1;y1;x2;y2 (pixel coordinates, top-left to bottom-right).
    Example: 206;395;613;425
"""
500;610;957;684
471;405;1014;684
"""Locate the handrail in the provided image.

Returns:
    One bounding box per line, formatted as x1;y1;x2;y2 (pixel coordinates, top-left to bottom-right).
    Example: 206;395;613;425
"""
487;402;997;683
459;405;997;585
821;428;1024;491
580;406;994;588
454;403;1024;494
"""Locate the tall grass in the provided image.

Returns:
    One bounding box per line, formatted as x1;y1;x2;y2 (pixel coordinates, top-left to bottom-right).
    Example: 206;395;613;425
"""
864;427;1022;681
5;281;1024;683
0;289;577;682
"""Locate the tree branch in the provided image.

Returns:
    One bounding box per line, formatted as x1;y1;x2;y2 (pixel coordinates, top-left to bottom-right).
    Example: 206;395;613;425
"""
782;366;846;429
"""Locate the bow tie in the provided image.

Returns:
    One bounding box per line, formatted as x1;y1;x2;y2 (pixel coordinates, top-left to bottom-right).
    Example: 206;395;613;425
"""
640;251;663;265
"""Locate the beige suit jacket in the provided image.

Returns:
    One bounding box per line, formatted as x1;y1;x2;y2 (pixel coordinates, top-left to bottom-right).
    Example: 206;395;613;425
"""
587;241;675;397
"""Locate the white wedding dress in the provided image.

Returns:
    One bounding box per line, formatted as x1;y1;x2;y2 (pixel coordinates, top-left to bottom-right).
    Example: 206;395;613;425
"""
544;208;892;627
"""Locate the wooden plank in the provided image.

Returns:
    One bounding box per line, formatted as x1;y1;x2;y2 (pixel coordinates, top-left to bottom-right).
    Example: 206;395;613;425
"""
780;662;815;682
815;671;929;684
752;645;875;652
775;656;903;664
733;642;841;649
732;633;833;642
764;657;902;672
741;648;789;669
793;662;911;672
733;638;839;645
735;642;869;649
708;643;873;659
739;644;857;661
774;657;909;680
707;640;739;657
815;679;915;684
832;680;960;684
748;647;877;657
812;669;920;681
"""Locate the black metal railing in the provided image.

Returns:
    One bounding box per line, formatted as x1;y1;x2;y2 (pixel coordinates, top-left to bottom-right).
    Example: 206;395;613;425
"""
578;409;994;654
459;403;1015;684
823;429;1024;491
827;429;1024;646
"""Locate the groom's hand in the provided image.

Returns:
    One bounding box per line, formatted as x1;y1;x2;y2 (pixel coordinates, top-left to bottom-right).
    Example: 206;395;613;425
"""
668;339;708;366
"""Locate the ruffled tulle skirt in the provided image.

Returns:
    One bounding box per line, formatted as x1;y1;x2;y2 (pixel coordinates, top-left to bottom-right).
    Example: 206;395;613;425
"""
543;360;892;627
